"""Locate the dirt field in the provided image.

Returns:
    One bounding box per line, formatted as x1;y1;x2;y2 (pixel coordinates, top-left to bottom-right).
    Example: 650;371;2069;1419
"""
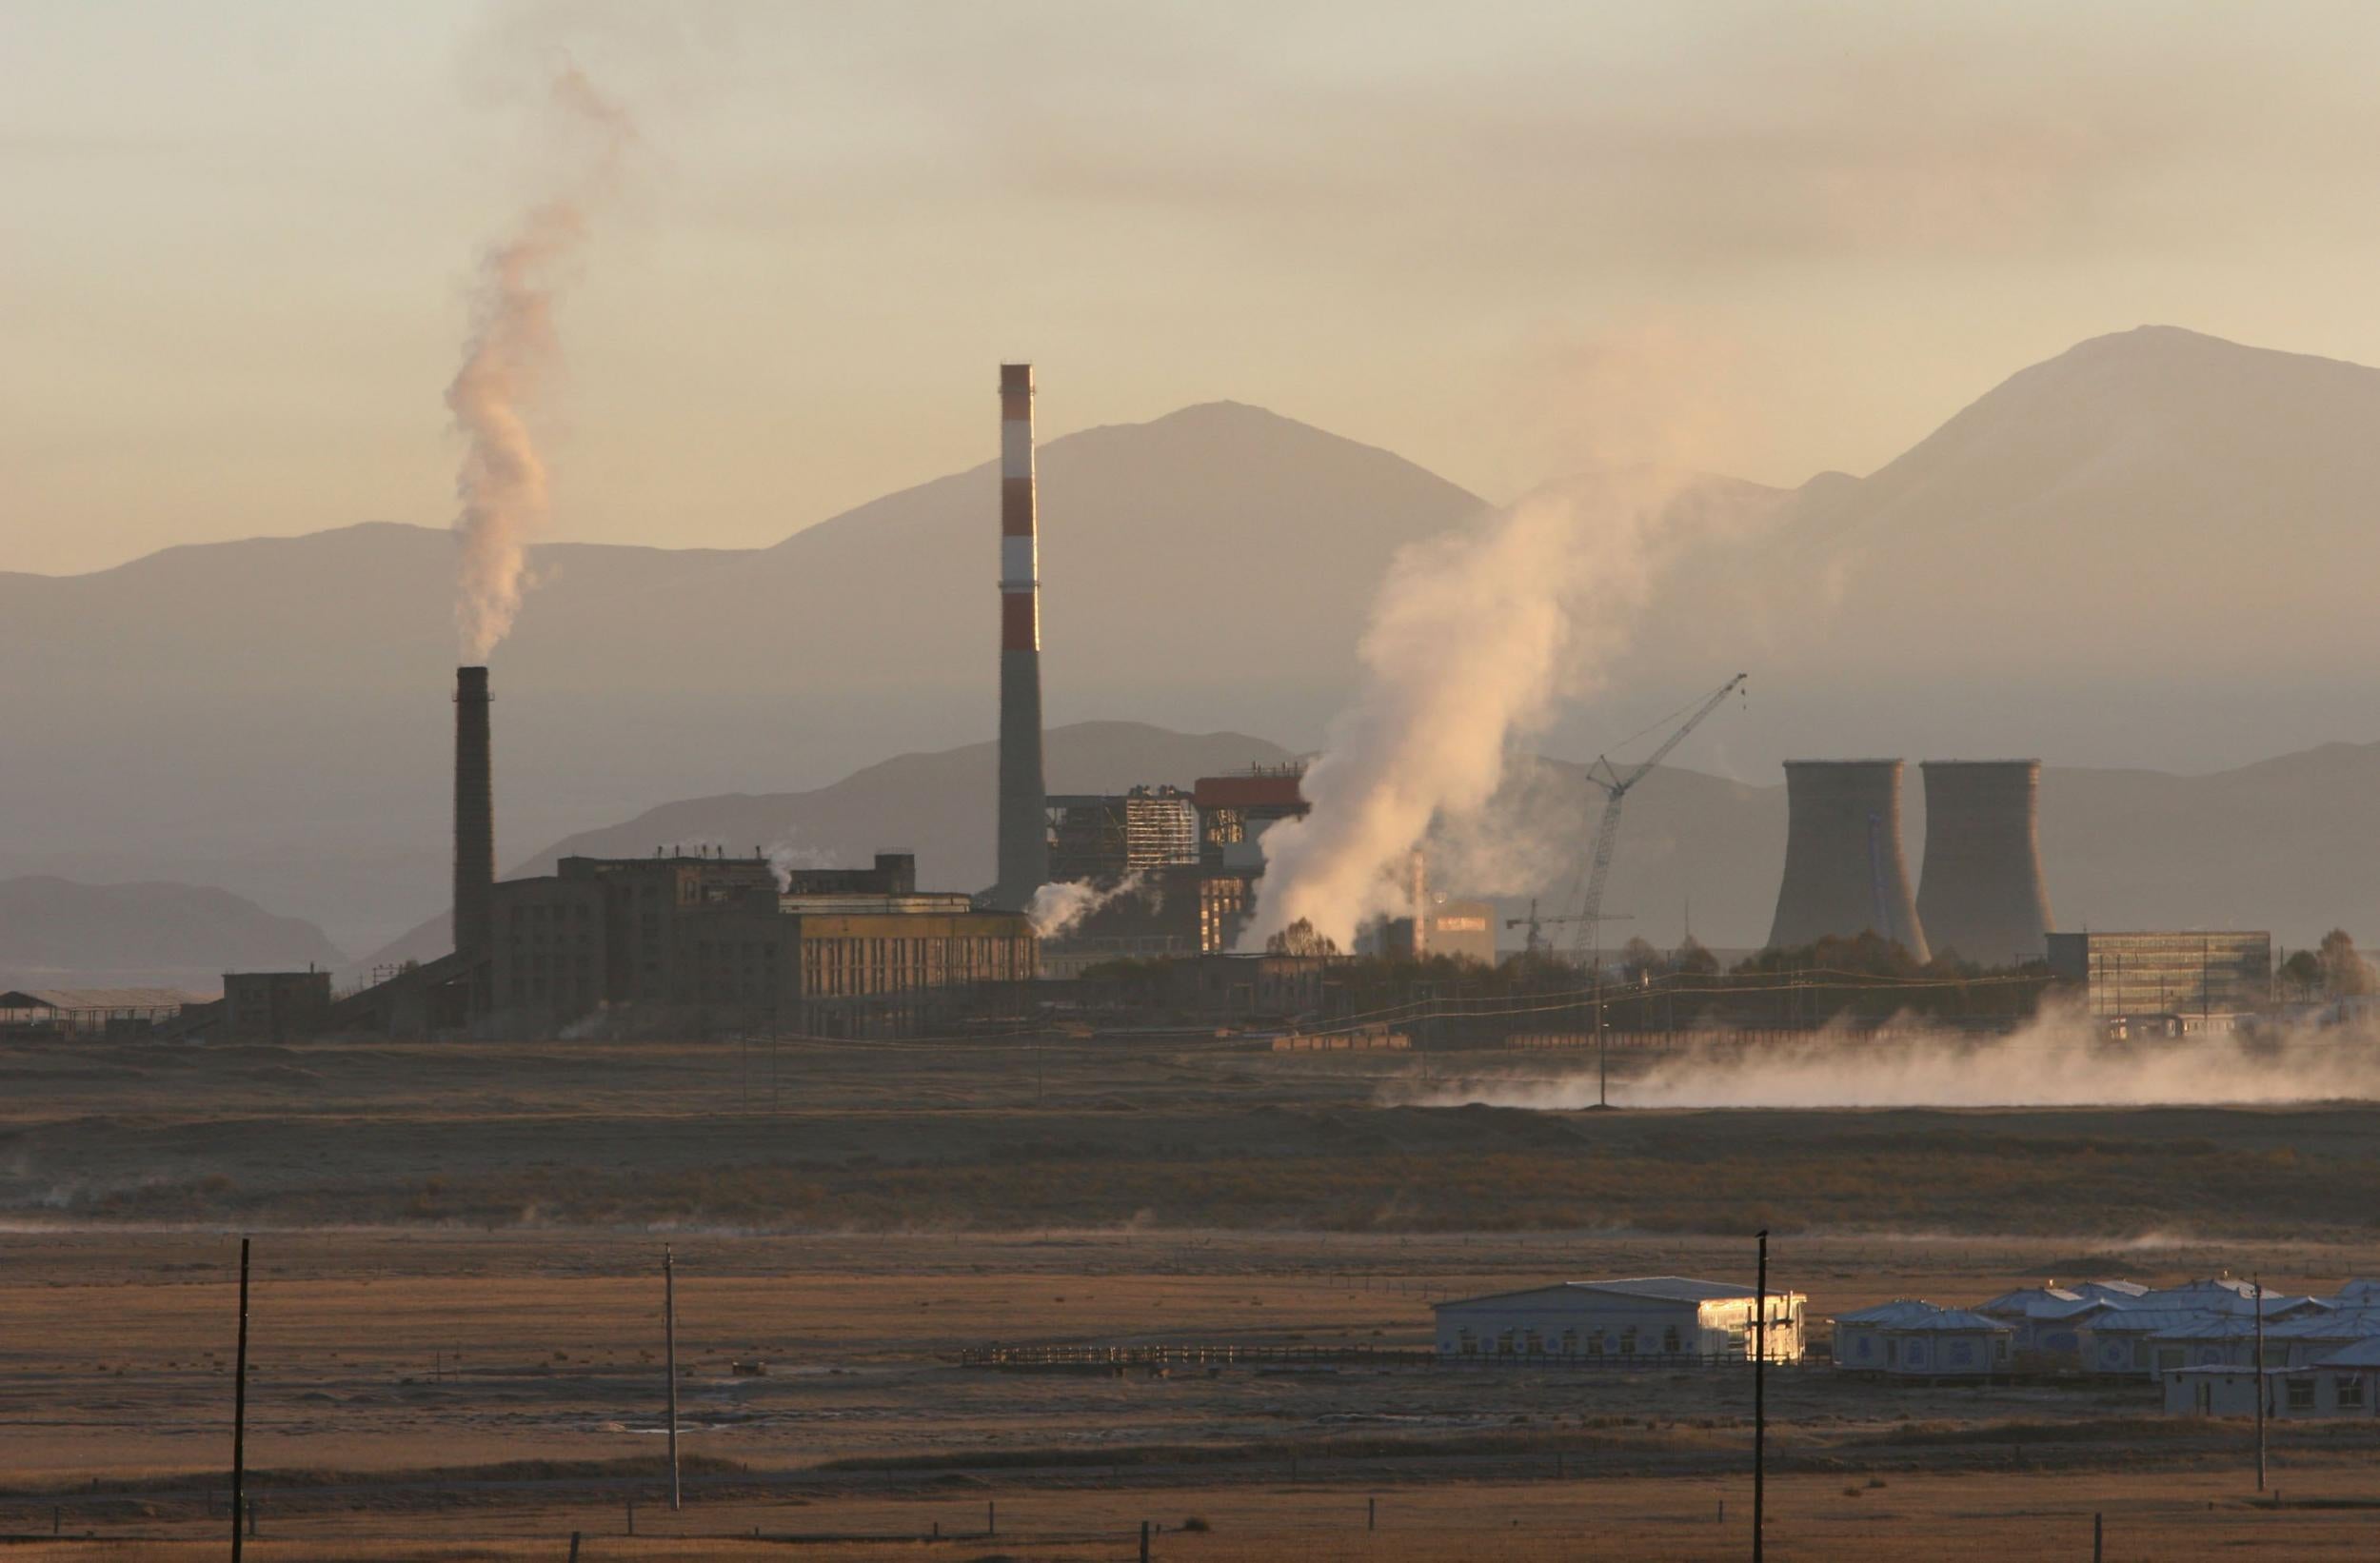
3;1035;2376;1556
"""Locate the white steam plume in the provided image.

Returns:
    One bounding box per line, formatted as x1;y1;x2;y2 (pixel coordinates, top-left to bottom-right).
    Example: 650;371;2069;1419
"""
447;67;632;663
1406;1006;2380;1110
1241;469;1727;951
1029;874;1149;940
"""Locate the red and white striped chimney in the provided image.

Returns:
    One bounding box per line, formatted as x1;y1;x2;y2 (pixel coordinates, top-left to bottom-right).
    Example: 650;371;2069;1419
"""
992;363;1049;909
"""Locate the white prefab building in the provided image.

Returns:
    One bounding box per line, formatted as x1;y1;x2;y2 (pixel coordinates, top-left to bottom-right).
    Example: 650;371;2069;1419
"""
2165;1338;2380;1419
2265;1309;2380;1368
1433;1277;1804;1363
1832;1301;2013;1376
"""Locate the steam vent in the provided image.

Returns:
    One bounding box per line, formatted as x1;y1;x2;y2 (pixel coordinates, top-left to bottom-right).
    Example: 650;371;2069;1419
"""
1765;760;1930;961
989;362;1049;911
1915;760;2053;965
452;663;494;963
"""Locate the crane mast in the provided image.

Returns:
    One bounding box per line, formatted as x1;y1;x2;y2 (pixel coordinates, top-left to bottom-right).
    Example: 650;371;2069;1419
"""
1568;673;1749;968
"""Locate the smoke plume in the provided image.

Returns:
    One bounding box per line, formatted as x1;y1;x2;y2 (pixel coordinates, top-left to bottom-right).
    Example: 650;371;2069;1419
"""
446;67;633;663
1404;1006;2380;1110
1241;469;1729;951
1029;874;1148;940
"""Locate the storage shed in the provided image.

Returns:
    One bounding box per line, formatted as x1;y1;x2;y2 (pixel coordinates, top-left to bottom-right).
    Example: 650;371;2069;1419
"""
1433;1277;1804;1363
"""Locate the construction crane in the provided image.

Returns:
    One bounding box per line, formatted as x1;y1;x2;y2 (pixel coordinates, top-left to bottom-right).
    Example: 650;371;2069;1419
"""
1567;672;1749;968
1506;898;1633;959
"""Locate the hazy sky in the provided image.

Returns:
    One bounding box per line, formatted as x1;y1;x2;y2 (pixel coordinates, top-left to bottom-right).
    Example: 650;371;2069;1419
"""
7;0;2380;575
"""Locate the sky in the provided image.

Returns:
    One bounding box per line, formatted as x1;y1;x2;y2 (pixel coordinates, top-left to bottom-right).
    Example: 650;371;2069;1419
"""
7;0;2380;576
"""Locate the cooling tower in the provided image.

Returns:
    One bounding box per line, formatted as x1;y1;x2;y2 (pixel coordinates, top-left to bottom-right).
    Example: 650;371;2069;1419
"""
989;363;1049;911
453;664;494;962
1765;760;1930;961
1915;760;2053;964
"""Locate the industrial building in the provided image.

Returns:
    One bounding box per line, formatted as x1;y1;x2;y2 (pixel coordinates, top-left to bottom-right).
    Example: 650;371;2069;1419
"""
220;970;333;1042
0;987;204;1038
1765;760;1930;960
2045;930;2272;1029
1422;896;1497;965
1047;785;1200;886
1432;1277;1804;1363
486;849;1034;1036
1914;760;2054;964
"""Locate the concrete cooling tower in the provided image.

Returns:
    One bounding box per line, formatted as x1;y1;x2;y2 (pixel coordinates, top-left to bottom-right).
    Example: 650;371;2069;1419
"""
1914;760;2053;965
1765;760;1930;961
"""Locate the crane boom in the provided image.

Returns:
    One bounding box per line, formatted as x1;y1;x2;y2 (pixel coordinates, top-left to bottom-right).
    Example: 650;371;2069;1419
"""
1568;673;1748;966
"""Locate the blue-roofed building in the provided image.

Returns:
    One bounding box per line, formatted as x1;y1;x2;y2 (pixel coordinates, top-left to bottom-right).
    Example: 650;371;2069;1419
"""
1432;1277;1804;1364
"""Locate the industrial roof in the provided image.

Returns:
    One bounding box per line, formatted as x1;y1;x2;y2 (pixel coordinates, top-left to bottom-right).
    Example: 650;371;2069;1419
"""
0;987;205;1011
1433;1276;1763;1310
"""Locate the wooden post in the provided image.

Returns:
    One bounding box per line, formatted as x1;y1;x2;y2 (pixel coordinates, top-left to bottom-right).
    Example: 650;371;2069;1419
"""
665;1245;682;1511
2254;1273;2267;1494
988;1499;996;1535
231;1236;250;1563
1754;1229;1767;1563
1368;1495;1377;1531
626;1494;635;1534
567;1533;581;1562
1140;1518;1151;1561
2092;1511;2103;1562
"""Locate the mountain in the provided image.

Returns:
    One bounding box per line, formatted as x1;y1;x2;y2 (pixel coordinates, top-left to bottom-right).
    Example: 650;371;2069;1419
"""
1586;326;2380;777
13;327;2380;956
0;877;346;996
0;403;1480;952
366;720;1294;968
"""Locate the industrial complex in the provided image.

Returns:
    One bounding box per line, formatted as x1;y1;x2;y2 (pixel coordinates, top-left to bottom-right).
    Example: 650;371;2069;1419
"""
5;363;2289;1050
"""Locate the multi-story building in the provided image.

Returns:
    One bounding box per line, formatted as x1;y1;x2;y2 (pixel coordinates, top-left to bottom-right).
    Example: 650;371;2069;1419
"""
2046;930;2272;1030
487;849;1035;1036
1047;786;1200;886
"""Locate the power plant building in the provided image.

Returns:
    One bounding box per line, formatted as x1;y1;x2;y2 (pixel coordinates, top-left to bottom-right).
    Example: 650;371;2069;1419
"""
487;850;1035;1036
1047;786;1200;886
1915;761;2054;964
2046;930;2272;1027
1766;760;1930;961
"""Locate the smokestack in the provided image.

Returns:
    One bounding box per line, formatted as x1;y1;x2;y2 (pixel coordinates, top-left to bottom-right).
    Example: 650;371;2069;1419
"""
991;363;1048;910
453;665;494;961
1765;760;1929;961
1915;761;2053;965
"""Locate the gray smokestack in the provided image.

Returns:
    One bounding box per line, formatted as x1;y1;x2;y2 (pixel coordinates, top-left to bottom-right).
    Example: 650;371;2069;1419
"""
1766;760;1929;961
991;363;1048;910
453;664;494;961
1915;760;2053;965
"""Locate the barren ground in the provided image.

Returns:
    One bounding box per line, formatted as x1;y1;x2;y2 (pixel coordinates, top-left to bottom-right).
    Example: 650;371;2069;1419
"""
3;1034;2375;1557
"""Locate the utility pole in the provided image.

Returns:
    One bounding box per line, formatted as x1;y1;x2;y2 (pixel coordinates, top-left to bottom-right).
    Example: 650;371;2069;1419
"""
231;1237;250;1563
1753;1229;1768;1563
2254;1272;2267;1493
665;1245;682;1512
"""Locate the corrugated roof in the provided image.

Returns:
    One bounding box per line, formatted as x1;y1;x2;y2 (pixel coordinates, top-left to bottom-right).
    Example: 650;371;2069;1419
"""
2149;1316;2264;1341
0;987;206;1011
2264;1310;2380;1340
1977;1287;2088;1316
2073;1280;2150;1298
1894;1309;2012;1334
2079;1308;2226;1335
2313;1336;2380;1368
1433;1276;1762;1311
1835;1299;1961;1328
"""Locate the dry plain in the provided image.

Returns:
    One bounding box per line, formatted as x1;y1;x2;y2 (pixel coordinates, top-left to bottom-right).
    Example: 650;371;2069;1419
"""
3;1033;2378;1558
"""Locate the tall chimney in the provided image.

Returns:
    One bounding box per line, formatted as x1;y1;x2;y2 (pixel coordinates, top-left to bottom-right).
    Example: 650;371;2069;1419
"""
1765;760;1929;961
453;664;494;961
1915;760;2053;965
991;363;1048;910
